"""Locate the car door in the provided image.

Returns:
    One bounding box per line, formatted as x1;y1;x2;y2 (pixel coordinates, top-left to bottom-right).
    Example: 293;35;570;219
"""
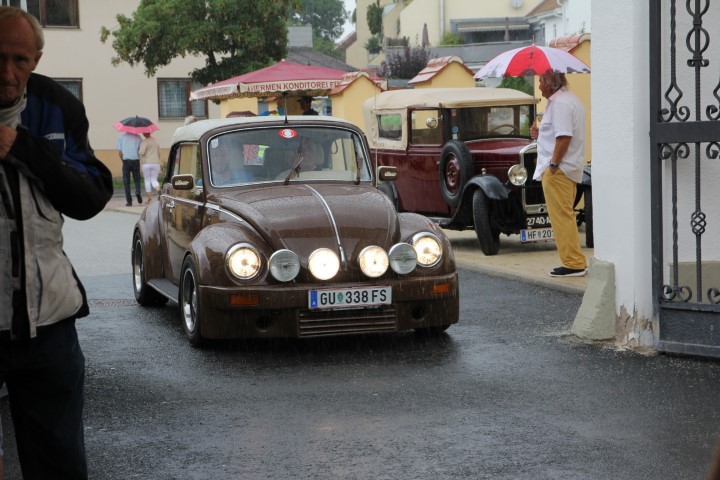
161;142;205;285
403;109;451;215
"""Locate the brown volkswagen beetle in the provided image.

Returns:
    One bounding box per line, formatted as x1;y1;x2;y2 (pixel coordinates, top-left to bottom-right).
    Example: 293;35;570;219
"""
131;116;459;345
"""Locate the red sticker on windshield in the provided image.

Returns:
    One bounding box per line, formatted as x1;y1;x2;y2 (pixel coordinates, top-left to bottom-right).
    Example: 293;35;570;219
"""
279;129;297;139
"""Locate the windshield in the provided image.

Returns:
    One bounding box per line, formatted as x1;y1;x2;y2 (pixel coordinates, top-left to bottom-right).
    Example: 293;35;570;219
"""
207;126;372;187
450;105;532;141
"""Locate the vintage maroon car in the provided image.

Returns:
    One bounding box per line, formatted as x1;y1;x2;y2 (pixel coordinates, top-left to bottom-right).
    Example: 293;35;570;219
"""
131;116;459;345
362;87;593;255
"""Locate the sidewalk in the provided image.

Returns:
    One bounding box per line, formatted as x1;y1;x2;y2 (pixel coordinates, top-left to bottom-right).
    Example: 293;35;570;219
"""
104;195;591;295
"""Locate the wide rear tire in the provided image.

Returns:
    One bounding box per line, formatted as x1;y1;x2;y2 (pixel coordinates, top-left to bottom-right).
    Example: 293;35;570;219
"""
472;189;500;256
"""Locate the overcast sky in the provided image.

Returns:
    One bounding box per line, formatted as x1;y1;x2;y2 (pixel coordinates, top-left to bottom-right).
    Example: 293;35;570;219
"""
341;0;355;38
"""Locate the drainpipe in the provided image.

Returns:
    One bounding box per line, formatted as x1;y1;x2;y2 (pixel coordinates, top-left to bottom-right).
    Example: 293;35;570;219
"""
439;0;445;40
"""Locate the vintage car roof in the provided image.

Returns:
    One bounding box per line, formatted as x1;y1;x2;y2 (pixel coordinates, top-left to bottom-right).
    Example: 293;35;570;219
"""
172;115;359;144
363;87;538;111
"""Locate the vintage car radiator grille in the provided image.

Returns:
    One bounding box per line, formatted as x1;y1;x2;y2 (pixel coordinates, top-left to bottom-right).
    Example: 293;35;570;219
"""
298;307;397;337
522;150;545;206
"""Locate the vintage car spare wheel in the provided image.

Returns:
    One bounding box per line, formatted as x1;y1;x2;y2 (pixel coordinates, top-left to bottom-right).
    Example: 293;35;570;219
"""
439;140;474;208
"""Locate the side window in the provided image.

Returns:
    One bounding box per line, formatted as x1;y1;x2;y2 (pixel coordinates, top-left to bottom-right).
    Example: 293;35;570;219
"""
172;144;200;177
410;109;443;145
377;114;402;140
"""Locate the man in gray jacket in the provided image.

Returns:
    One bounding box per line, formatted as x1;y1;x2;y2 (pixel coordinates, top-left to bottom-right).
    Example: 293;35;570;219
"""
0;7;113;479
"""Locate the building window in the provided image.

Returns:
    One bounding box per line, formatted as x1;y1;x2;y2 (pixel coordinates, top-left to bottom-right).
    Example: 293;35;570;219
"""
55;78;82;101
158;79;207;120
2;0;81;27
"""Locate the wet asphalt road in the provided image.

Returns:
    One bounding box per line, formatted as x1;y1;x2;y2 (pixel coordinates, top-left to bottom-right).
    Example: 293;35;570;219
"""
2;211;720;479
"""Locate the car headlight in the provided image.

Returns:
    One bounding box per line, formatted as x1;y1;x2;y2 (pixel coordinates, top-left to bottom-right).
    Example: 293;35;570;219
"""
269;249;300;282
226;244;262;280
388;243;417;274
308;248;340;281
412;233;442;267
508;164;528;186
358;245;389;278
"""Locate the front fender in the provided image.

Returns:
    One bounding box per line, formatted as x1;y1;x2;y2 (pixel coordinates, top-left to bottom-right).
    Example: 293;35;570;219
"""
189;223;268;287
397;212;456;273
465;174;510;201
134;203;164;280
580;165;592;188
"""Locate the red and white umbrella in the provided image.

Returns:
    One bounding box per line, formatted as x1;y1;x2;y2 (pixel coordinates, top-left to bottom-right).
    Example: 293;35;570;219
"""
474;44;590;80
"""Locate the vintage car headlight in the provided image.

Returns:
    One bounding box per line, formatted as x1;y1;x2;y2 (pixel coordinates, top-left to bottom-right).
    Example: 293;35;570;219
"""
226;244;262;280
412;233;443;267
388;243;417;274
508;164;528;186
308;248;340;281
358;245;389;278
269;249;300;282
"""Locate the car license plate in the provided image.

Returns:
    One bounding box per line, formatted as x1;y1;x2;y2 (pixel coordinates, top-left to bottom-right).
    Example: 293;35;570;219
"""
520;227;555;243
309;286;392;310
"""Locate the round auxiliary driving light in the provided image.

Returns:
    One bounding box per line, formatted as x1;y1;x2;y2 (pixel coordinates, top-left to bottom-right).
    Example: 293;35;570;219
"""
358;245;389;278
308;248;340;281
388;243;417;274
269;249;300;282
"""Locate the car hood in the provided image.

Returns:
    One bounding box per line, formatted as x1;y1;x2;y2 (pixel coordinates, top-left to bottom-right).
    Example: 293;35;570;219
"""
211;184;399;256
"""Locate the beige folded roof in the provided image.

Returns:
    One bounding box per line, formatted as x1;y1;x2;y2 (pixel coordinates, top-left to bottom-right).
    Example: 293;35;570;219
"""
364;87;538;111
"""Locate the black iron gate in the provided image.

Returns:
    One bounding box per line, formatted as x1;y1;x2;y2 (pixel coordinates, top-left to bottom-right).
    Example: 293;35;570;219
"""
650;0;720;357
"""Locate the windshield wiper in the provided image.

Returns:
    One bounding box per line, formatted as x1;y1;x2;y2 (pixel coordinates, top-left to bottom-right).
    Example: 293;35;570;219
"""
283;145;305;185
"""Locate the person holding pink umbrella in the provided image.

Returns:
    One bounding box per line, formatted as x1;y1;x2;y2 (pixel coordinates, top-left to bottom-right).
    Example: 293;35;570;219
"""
139;131;161;203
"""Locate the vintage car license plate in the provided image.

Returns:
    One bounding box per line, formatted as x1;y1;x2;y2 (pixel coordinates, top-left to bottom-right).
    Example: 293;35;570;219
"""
520;227;555;243
309;286;392;310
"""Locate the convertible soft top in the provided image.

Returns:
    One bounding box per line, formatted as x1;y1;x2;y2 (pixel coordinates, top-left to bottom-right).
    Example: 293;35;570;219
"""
363;87;538;111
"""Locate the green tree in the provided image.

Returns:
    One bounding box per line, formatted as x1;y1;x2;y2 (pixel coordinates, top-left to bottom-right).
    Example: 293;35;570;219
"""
100;0;300;86
380;44;430;79
498;76;534;96
292;0;348;42
364;35;383;55
367;0;383;37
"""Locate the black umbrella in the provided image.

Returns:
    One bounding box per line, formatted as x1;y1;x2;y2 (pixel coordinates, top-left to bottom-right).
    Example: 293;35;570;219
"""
114;116;158;134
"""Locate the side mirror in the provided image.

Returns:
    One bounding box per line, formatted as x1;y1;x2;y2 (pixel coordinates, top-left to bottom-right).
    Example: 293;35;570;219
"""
377;165;398;182
171;174;196;190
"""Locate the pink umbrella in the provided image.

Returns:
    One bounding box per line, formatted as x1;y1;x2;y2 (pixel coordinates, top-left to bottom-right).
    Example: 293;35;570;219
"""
190;61;350;101
474;44;590;79
114;116;158;135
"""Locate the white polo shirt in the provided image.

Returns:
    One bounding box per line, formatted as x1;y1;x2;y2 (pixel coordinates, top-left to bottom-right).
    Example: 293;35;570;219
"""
533;88;586;183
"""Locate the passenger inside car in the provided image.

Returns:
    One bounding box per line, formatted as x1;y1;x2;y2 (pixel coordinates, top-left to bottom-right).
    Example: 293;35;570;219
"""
210;139;254;186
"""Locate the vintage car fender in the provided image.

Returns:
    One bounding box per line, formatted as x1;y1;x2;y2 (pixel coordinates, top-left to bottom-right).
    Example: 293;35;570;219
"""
188;222;269;288
580;164;592;188
134;202;165;280
464;174;510;201
396;212;457;273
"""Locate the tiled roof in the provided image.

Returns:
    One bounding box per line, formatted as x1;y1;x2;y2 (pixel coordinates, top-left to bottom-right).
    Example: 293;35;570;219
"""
408;56;474;84
548;33;591;52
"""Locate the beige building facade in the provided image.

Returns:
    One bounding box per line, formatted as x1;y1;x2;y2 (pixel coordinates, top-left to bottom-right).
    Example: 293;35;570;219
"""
30;0;219;177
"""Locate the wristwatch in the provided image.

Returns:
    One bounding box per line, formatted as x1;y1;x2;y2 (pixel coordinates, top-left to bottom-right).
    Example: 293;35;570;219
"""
549;162;559;169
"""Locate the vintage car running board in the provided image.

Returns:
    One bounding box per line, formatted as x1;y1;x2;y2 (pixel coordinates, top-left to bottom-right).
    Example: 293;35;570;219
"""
148;278;179;304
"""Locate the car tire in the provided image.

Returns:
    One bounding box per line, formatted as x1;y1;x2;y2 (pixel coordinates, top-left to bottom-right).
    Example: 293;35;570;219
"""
584;187;594;248
179;256;204;346
132;232;168;307
472;189;500;256
439;140;474;208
